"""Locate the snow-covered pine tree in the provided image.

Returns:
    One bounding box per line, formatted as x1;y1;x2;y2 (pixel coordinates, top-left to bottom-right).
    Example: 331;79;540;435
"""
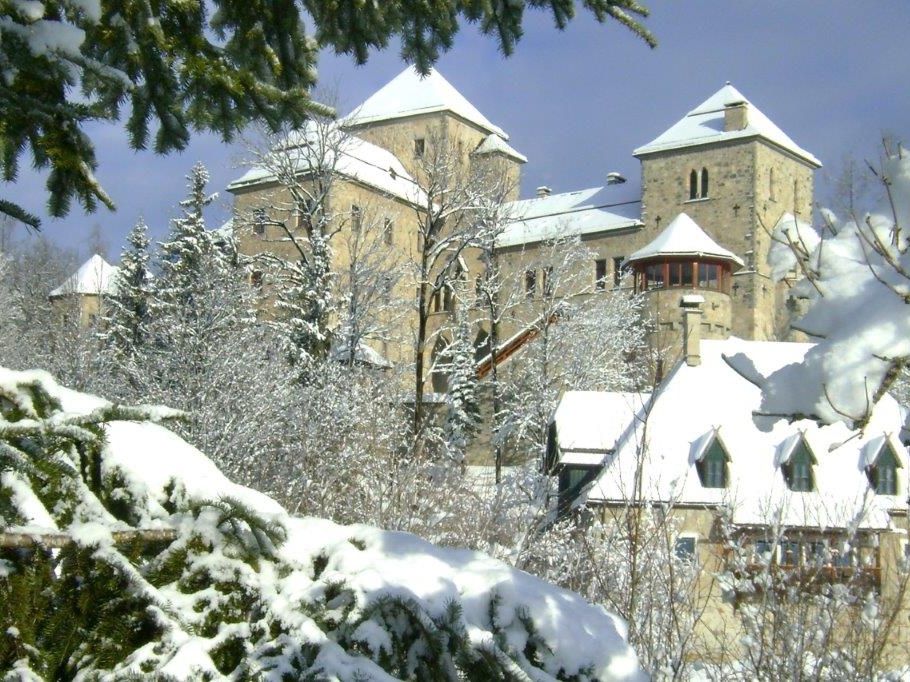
150;163;252;372
0;368;645;680
101;217;152;365
443;303;481;461
272;230;334;380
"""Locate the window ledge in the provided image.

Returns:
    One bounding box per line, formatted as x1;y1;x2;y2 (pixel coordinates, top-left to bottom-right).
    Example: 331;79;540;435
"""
684;197;711;204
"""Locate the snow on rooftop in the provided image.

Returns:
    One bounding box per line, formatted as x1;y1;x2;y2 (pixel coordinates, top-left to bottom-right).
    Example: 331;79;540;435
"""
561;338;909;530
342;67;508;139
472;133;527;163
49;254;119;298
226;122;427;207
634;83;821;167
498;188;641;249
627;212;744;266
555;391;651;466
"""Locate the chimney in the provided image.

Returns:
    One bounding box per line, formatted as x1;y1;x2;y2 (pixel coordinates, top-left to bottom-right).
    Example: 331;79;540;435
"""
724;100;748;132
536;186;552;198
680;295;705;367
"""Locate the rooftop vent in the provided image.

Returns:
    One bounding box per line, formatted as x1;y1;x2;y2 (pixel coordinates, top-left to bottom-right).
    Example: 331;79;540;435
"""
606;172;626;185
536;186;552;198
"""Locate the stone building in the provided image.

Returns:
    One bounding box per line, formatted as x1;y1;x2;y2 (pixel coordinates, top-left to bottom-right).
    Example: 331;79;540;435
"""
548;329;910;668
48;254;119;328
226;67;821;388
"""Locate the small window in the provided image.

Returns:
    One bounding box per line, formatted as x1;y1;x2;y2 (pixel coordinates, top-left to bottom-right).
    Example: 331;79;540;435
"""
542;266;554;298
769;168;776;201
613;256;624;287
594;258;607;290
414;138;425;158
689;170;698;200
384;218;394;246
778;540;800;567
443;284;454;312
250;270;264;288
674;536;697;562
782;438;816;492
700;168;709;198
868;442;901;495
754;540;774;563
351;205;362;232
253;208;267;235
525;270;537;298
431;289;442;313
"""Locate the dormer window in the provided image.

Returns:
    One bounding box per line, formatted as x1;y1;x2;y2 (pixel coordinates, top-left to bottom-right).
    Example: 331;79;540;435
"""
781;436;816;492
693;431;730;489
866;440;902;495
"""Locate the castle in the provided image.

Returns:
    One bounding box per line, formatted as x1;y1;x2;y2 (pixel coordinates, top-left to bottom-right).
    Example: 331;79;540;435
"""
226;68;821;382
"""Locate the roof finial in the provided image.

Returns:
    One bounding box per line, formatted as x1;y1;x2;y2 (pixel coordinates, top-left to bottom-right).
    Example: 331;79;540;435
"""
725;80;731;85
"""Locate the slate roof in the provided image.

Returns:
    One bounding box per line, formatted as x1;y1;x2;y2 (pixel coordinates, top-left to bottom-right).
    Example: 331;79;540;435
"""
627;213;744;266
226;122;427;207
342;67;508;138
498;188;641;249
634;84;821;167
49;254;119;298
552;338;908;530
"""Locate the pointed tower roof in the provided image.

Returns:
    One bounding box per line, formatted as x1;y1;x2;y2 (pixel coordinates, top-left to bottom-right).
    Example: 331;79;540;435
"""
634;83;820;167
627;213;744;266
343;67;508;138
49;254;119;298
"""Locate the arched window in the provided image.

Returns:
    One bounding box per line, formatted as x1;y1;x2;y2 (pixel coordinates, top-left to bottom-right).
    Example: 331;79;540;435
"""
431;337;451;393
769;168;776;200
700;168;709;198
689;170;698;200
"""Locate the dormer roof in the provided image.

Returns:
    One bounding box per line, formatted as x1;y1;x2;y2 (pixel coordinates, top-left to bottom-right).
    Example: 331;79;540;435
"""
627;213;744;266
634;83;821;168
342;67;508;138
49;254;119;298
472;134;527;163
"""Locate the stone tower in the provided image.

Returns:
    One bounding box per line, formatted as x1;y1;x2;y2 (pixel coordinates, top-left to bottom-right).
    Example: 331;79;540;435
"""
633;84;821;341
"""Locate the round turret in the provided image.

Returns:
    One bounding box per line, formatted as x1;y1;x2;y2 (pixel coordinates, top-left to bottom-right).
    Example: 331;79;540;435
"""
627;213;742;351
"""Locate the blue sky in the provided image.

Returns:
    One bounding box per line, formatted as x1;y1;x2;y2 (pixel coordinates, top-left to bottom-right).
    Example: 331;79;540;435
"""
8;1;910;259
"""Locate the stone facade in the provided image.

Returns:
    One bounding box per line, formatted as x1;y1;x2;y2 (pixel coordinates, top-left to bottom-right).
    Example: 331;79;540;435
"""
226;73;820;391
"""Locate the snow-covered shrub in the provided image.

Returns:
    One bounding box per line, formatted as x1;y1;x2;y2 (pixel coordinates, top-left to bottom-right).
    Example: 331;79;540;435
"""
0;368;644;680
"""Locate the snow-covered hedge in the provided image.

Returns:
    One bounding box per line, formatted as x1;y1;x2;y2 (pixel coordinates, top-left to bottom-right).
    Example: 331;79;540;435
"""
0;368;643;680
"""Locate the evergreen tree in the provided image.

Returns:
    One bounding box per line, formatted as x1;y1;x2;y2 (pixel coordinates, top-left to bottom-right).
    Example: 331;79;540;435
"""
443;303;482;461
1;1;653;230
273;230;334;381
101;218;152;365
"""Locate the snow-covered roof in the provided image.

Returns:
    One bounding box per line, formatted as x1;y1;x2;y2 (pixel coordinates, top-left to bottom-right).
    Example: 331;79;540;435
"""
634;84;821;168
554;391;651;466
49;254;119;298
498;188;642;249
626;213;744;266
342;67;508;139
472;134;527;163
329;339;393;369
226;122;427;207
556;338;908;530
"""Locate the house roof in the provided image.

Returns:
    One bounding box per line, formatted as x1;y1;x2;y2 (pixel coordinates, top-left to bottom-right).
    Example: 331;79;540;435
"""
472;134;527;163
342;67;508;139
554;391;651;466
497;188;641;249
49;254;119;298
226;122;427;207
633;84;821;168
554;338;908;530
626;213;744;266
